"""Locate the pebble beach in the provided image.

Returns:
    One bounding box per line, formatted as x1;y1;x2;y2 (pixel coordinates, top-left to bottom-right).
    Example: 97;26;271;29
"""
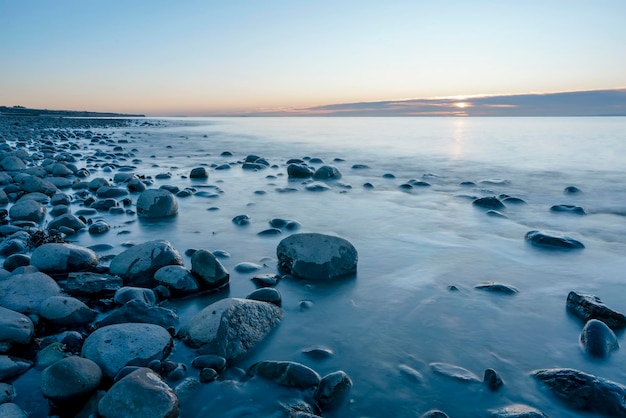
1;115;626;417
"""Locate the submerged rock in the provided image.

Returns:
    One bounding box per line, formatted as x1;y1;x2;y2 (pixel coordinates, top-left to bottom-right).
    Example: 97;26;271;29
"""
277;233;358;280
473;196;505;210
429;362;481;383
525;230;584;250
178;298;282;360
489;404;548;417
315;370;353;409
550;204;586;215
248;360;321;389
580;319;619;357
532;368;626;416
474;282;519;294
98;368;179;418
566;291;626;329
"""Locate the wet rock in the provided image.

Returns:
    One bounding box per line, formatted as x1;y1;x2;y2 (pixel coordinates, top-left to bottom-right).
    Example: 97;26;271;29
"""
580;319;618;357
199;367;218;382
0;355;32;380
0;382;14;403
550;204;586;215
65;272;122;297
41;356;102;404
313;165;342;180
421;410;449;418
234;262;262;273
474;282;519;294
0;306;34;352
1;254;29;272
96;186;128;198
315;370;352;409
251;273;280;287
191;355;227;371
287;163;314;179
277;233;358;280
489;404;548;417
30;243;99;274
47;213;86;233
39;296;97;328
398;364;423;383
473;196;505;210
190;167;209;179
88;219;111;234
109;240;184;287
566;291;626;328
429;362;481;383
0;271;62;314
190;249;230;290
302;346;334;361
114;287;158;306
96;300;179;330
8;199;46;223
98;368;179;418
533;368;626;416
249;360;321;389
525;230;584;250
136;189;178;218
0;403;28;418
0;156;26;171
564;186;582;194
246;288;282;306
82;323;173;379
154;265;199;296
35;342;69;370
232;214;250;225
258;228;282;236
484;368;504;391
305;182;331;192
19;175;57;196
178;298;282;360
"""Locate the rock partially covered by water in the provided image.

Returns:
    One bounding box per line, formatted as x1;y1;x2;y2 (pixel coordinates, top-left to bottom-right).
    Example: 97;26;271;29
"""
136;189;178;218
315;370;353;409
287;163;314;179
429;362;481;383
532;368;626;416
550;204;586;215
566;291;626;329
0;306;34;352
277;233;358;280
178;298;282;360
580;319;619;357
189;167;209;179
313;165;342;180
0;271;62;315
109;240;184;287
473;196;505;210
30;243;99;274
489;404;548;417
154;265;199;296
9;199;46;223
40;356;102;404
98;367;179;418
248;360;321;389
190;249;229;290
525;230;584;250
82;323;173;378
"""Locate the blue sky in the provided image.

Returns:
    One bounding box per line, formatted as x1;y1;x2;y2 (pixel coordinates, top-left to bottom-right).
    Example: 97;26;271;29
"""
1;1;625;116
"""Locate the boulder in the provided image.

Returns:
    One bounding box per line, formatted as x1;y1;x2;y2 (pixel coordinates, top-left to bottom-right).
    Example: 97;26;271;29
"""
525;230;584;250
580;319;618;357
566;291;626;328
277;233;358;280
30;243;99;274
248;360;321;389
109;240;184;287
39;296;97;328
8;199;46;223
136;189;178;218
81;323;173;378
0;271;62;314
0;307;34;352
98;368;179;418
41;356;102;404
533;368;626;415
178;298;282;360
190;249;229;290
315;370;353;409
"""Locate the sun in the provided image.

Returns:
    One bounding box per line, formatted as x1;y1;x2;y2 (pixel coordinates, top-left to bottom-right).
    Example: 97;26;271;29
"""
454;102;469;108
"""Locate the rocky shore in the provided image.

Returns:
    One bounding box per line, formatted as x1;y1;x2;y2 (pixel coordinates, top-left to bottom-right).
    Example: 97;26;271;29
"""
1;116;625;417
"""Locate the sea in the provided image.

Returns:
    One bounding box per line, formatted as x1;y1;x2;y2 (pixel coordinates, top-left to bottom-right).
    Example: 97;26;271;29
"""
13;116;626;417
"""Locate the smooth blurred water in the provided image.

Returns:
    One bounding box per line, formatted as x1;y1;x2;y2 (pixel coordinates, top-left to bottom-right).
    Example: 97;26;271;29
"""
15;117;626;417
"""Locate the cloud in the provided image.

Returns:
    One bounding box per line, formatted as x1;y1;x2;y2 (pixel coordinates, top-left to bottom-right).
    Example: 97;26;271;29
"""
248;89;626;116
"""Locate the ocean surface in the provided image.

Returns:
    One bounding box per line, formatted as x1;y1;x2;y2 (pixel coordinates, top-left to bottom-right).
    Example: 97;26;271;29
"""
14;116;626;417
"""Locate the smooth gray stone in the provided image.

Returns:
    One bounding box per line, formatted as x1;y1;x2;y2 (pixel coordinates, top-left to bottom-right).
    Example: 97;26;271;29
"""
0;306;34;352
189;167;209;179
98;368;179;418
109;240;184;287
580;319;619;357
313;165;342;180
429;362;482;383
421;410;449;418
489;404;547;417
0;156;26;171
96;300;179;330
0;271;62;314
47;213;87;232
473;196;505;209
114;287;157;306
234;262;262;273
39;296;97;327
484;368;504;391
277;233;358;280
246;288;282;306
474;282;519;294
249;360;321;389
82;323;173;379
566;291;626;328
0;355;32;380
0;403;29;418
525;230;584;249
533;368;626;415
19;175;57;195
30;243;99;274
287;163;314;179
96;186;128;198
191;355;227;371
35;342;68;370
315;370;353;409
8;199;46;223
136;189;178;218
41;356;102;403
190;249;229;290
550;204;586;215
305;181;331;192
178;298;282;360
154;265;199;296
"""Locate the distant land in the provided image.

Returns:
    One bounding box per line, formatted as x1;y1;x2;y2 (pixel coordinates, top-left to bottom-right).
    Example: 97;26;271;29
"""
0;106;145;118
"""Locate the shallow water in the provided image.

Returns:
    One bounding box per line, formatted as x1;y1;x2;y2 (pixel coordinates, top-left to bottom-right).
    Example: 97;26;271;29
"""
8;116;626;417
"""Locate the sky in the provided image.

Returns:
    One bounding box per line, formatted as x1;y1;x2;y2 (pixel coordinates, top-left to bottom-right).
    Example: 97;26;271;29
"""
1;0;626;116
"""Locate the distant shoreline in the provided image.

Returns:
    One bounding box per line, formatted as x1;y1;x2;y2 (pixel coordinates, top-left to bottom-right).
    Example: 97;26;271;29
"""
0;106;145;118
